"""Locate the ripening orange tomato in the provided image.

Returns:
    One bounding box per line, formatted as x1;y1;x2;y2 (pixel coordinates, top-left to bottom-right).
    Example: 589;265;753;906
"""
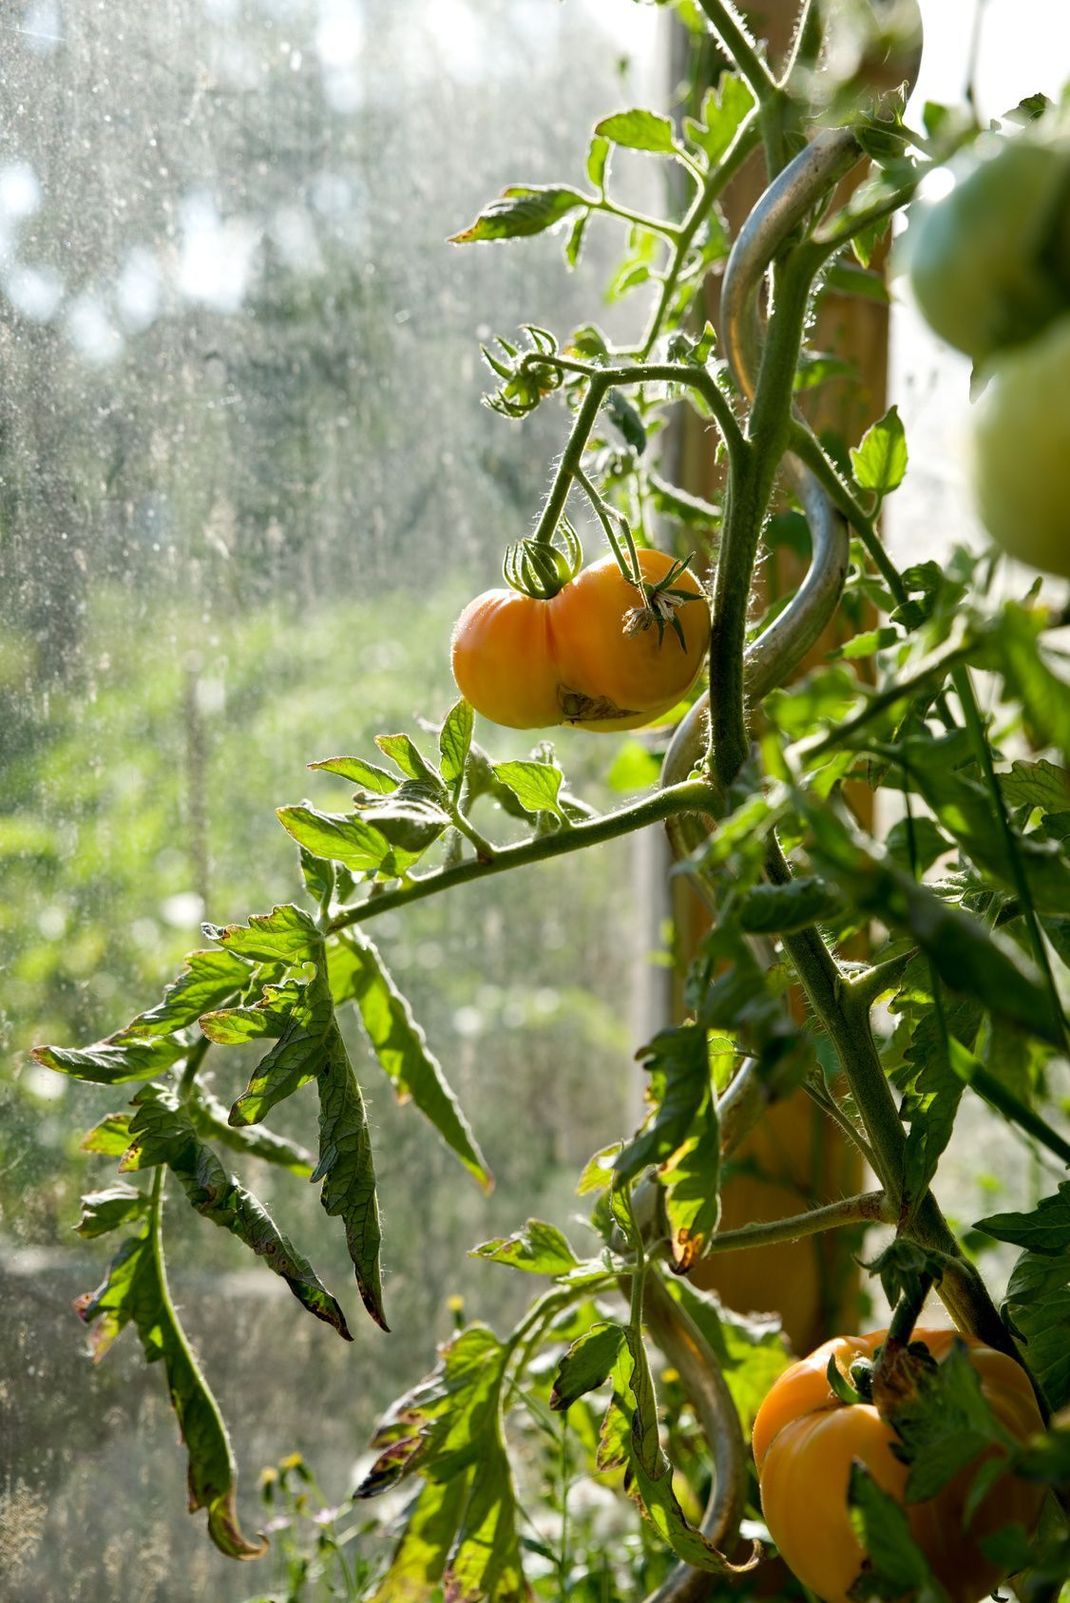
752;1329;1044;1603
450;548;710;732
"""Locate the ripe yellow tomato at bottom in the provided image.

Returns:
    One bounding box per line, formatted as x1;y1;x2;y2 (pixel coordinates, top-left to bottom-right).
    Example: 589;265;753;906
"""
752;1329;1044;1603
450;548;710;731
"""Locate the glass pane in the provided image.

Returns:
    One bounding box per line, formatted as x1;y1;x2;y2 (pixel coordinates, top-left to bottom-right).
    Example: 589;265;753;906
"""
1;3;660;1596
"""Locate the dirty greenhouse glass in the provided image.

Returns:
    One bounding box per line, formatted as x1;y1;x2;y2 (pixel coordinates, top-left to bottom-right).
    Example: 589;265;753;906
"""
0;2;660;1597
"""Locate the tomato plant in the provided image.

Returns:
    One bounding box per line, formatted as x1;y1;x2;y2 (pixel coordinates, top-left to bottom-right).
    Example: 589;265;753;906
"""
29;4;1070;1601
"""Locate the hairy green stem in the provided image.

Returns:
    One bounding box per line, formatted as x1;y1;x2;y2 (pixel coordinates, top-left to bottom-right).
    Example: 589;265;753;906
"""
531;376;609;547
710;1190;889;1254
765;838;1019;1359
639;114;762;359
328;779;719;934
708;256;812;787
696;0;777;98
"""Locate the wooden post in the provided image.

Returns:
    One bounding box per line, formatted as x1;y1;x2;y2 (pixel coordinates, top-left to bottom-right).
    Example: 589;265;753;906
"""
671;2;890;1354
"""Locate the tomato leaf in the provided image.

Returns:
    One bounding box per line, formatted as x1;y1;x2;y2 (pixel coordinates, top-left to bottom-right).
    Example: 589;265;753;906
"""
849;405;908;499
491;759;567;819
75;1183;149;1239
121;1082;351;1339
33;1031;189;1086
1002;1246;1070;1412
438;699;474;791
976;1183;1070;1254
594;107;676;155
470;1219;580;1276
330;931;491;1192
189;1085;315;1177
847;1463;948;1602
669;1280;789;1434
76;1219;266;1558
203;903;320;966
449;185;587;244
586;131;609;190
889;1340;1011;1503
682;71;754;164
308;755;399;793
605;387;647;455
550;1323;625;1411
660;1095;720;1271
358;1326;528;1601
615;1023;710;1184
737;875;842;935
314;1023;386;1330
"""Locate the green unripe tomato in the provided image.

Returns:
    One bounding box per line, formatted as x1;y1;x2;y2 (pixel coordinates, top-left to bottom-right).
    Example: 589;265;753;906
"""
970;313;1070;578
909;137;1070;364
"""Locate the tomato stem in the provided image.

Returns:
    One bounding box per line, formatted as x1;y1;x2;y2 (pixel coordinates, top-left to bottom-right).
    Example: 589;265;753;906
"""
328;778;720;935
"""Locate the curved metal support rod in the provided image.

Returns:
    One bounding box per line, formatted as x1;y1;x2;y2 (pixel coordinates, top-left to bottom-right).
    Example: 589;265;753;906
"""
662;130;860;800
643;1273;757;1602
721;127;861;404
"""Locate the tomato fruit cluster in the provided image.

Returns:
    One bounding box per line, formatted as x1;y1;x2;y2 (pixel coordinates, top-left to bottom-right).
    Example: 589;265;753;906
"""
752;1328;1045;1603
450;547;710;731
909;132;1070;579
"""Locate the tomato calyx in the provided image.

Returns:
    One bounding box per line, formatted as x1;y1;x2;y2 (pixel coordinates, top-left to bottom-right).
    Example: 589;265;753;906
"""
623;552;706;649
502;516;583;600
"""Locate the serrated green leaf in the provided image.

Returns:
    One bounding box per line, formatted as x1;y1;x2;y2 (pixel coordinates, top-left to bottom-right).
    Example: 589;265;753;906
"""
449;185;587;244
276;803;428;876
203;903;319;966
77;1220;265;1558
669;1281;788;1434
491;760;566;819
977;1183;1070;1254
439;700;474;790
1000;758;1070;815
330;931;491;1191
227;976;334;1128
33;1031;189;1086
375;733;442;787
202;978;306;1045
605;387;646;455
75;1184;148;1239
847;1464;947;1602
124;949;251;1036
299;846;334;908
470;1219;579;1277
992;603;1070;762
737;876;842;935
616;1024;711;1184
595;107;675;154
661;1097;720;1271
80;1112;133;1155
682;71;753;164
442;1438;530;1603
563;209;588;269
189;1086;315;1178
550;1323;625;1411
586;131;609;189
803;803;1063;1046
308;755;399;793
367;1474;470;1603
891;1340;1010;1504
850;404;907;498
1003;1247;1070;1412
315;1024;386;1330
121;1082;351;1338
